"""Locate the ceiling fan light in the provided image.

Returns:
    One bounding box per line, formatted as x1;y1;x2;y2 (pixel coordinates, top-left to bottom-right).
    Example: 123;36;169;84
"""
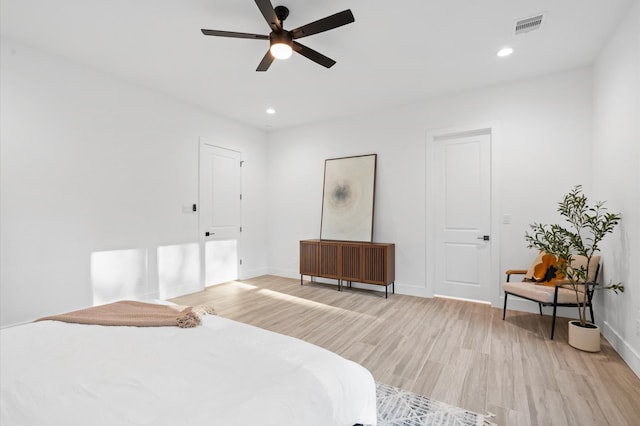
270;42;293;60
269;31;293;60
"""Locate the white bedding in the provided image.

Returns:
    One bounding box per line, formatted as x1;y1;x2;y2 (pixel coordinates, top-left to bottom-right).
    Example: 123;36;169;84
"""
1;314;377;425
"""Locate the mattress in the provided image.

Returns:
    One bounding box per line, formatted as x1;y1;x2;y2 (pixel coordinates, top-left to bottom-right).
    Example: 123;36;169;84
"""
1;313;377;425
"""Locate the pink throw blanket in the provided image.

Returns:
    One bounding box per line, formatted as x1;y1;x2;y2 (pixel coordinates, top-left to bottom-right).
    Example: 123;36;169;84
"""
35;300;217;328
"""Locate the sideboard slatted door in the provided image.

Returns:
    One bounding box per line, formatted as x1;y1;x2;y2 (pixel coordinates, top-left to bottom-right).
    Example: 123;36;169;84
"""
319;241;340;279
362;244;394;285
341;244;362;283
299;240;319;277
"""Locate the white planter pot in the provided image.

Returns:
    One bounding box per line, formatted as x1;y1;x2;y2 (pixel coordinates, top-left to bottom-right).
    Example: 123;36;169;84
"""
568;320;600;352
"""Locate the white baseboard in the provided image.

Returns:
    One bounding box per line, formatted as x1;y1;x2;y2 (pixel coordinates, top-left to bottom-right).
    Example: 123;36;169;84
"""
395;284;432;298
267;267;298;280
240;266;270;280
601;321;640;379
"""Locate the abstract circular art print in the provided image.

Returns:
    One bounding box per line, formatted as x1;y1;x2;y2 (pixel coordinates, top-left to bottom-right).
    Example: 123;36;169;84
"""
320;154;376;241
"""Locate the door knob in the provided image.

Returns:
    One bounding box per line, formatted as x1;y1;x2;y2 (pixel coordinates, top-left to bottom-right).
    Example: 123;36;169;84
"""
477;235;490;241
205;231;215;237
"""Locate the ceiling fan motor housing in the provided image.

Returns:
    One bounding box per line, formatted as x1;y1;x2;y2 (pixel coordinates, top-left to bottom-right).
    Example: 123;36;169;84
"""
270;30;292;46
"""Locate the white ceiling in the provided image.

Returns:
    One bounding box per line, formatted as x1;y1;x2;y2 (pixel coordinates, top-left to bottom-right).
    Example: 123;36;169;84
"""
1;0;634;130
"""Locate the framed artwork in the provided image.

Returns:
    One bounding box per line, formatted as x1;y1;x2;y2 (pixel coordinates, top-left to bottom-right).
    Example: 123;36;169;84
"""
320;154;377;242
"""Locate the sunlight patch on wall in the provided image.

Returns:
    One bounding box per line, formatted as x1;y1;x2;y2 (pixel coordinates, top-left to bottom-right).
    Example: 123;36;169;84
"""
205;239;238;286
91;249;148;305
158;243;200;299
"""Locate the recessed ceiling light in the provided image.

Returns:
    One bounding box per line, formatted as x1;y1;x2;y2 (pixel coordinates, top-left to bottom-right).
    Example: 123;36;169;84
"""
266;108;276;114
497;47;514;57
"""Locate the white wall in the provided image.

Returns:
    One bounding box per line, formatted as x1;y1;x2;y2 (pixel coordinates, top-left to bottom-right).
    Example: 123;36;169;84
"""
592;1;640;377
267;67;594;307
0;39;269;327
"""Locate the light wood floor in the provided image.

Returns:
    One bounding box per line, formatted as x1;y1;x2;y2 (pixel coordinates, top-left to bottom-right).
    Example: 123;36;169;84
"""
171;275;640;426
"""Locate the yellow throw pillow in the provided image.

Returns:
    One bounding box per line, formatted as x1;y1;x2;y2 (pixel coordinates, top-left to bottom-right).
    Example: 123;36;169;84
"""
526;251;565;286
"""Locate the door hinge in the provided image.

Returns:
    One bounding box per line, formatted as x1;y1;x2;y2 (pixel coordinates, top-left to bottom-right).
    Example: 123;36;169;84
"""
240;194;242;200
239;259;243;265
240;226;243;232
240;161;244;167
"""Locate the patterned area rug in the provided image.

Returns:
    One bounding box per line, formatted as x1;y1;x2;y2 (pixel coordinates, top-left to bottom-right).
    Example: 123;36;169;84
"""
376;383;496;426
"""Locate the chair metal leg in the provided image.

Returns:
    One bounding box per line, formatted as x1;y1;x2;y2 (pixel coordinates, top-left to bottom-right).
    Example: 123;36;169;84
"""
503;293;508;320
550;306;558;340
551;286;560;340
589;304;595;324
539;304;543;316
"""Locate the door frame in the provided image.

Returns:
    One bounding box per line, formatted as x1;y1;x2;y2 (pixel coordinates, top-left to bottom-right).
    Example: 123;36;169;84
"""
425;122;502;307
198;138;243;288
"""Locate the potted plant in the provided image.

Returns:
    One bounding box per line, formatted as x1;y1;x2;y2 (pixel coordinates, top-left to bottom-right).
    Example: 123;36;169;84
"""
525;185;623;351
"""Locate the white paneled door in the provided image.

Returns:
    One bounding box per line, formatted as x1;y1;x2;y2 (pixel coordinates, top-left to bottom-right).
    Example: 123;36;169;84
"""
434;133;491;302
199;142;242;287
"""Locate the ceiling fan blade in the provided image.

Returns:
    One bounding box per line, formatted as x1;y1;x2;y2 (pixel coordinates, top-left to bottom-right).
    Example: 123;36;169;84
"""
201;29;268;40
292;41;336;68
291;10;354;39
254;0;281;31
256;50;275;72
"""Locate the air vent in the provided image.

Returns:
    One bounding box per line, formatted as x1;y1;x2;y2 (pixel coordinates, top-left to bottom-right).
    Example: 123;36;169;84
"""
515;14;544;35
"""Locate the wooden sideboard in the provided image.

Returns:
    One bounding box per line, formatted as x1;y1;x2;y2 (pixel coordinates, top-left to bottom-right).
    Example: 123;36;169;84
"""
299;239;395;298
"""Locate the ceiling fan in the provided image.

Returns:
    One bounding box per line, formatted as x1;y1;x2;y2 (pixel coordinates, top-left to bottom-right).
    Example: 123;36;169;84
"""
201;0;355;71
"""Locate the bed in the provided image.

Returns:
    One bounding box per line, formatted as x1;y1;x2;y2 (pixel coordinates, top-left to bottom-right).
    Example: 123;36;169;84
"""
0;302;377;425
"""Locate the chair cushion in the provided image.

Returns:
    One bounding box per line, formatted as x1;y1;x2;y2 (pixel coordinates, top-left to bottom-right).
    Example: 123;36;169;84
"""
502;281;587;304
568;255;600;282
